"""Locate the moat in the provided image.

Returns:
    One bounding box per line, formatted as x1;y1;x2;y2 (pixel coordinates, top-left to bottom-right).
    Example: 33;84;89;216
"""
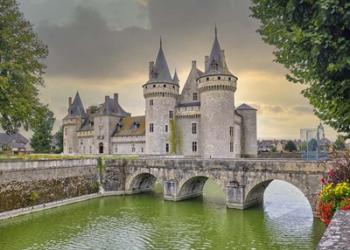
0;180;325;250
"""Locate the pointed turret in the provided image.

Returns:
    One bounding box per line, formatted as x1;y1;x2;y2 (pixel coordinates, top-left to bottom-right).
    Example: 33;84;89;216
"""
68;92;87;117
148;38;174;83
173;69;179;85
205;26;233;76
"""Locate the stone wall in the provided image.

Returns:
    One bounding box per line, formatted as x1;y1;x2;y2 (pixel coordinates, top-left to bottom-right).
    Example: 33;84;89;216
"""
0;159;98;212
317;211;350;249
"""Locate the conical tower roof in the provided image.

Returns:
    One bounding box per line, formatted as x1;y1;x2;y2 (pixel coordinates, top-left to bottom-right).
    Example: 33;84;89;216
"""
205;26;233;76
173;69;179;85
148;38;174;83
68;92;87;117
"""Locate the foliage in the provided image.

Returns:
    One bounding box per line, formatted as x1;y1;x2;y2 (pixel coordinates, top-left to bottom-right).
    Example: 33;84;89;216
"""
29;191;39;204
318;150;350;224
54;126;64;153
0;0;48;133
308;138;318;151
96;157;105;186
334;135;346;151
284;140;297;152
251;0;350;137
169;119;177;154
30;107;55;153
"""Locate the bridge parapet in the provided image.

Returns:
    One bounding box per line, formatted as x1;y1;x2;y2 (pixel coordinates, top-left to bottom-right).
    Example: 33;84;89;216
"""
104;158;330;217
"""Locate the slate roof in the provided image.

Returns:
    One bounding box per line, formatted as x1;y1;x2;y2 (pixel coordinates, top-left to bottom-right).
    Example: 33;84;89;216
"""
173;70;179;85
178;61;203;105
97;97;130;117
205;26;233;76
237;103;257;111
68;92;87;118
113;116;145;137
148;39;174;84
0;133;29;149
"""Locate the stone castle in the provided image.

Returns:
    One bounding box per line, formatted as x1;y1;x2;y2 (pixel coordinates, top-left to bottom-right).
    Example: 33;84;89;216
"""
63;28;257;158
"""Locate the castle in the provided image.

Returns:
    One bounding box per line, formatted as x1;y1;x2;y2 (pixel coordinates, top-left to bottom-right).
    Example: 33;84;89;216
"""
63;28;257;158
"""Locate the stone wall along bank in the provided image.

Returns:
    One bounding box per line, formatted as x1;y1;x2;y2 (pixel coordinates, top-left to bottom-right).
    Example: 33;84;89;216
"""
0;159;98;213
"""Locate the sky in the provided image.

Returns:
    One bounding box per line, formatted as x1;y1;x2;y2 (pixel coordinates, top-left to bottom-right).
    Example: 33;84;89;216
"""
17;0;337;140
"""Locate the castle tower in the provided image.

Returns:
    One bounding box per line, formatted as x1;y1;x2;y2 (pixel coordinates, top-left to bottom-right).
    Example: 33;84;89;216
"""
143;39;179;155
236;104;257;157
197;27;238;158
63;92;86;154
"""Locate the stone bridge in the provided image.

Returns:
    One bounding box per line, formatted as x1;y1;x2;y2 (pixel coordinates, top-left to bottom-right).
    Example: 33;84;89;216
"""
103;158;329;216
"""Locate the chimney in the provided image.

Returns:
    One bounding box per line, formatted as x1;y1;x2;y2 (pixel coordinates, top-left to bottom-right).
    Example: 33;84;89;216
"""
205;56;209;72
114;93;119;104
149;61;154;80
68;97;72;107
192;60;196;69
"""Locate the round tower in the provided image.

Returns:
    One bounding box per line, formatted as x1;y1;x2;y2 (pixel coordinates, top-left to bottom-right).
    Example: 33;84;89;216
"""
143;39;179;155
198;27;237;158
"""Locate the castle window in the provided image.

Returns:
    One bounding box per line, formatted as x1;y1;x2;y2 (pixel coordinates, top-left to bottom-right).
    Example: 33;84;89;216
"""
193;93;198;101
89;146;92;154
132;145;135;153
192;141;197;152
115;145;118;153
150;99;153;106
141;147;144;153
150;123;154;132
153;84;156;88
165;125;168;132
173;86;175;89
230;142;234;152
228;77;231;81
166;143;169;153
230;126;234;137
206;77;209;81
169;111;174;119
192;123;197;134
163;84;166;88
218;76;221;80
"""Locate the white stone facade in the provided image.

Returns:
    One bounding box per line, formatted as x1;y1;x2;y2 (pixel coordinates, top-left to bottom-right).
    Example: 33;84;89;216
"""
63;30;258;158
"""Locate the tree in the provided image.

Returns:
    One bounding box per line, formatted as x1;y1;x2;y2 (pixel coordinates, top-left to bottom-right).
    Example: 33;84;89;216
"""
308;138;318;152
251;1;350;137
334;135;346;151
30;107;55;153
54;126;63;153
0;0;48;133
284;140;297;152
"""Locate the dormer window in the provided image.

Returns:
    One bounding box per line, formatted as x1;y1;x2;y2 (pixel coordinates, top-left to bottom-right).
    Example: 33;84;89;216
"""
193;93;198;101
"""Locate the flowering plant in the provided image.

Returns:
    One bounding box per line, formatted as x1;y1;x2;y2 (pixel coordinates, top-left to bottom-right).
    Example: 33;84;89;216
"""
317;150;350;225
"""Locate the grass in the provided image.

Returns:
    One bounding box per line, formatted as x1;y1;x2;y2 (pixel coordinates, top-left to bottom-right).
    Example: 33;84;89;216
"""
0;153;139;162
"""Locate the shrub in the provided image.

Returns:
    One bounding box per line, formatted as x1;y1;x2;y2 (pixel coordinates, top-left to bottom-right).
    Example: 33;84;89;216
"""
318;150;350;224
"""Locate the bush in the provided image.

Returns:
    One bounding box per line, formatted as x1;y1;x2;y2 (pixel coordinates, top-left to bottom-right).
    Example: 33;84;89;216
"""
318;150;350;224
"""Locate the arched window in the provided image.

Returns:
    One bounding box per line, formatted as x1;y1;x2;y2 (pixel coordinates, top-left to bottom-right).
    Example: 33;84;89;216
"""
99;143;104;154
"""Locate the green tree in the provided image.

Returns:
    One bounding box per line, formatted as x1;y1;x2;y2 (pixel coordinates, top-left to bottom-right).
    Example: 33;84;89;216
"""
30;107;55;153
0;0;48;133
54;126;63;153
284;140;297;152
308;138;318;152
334;135;346;151
251;1;350;137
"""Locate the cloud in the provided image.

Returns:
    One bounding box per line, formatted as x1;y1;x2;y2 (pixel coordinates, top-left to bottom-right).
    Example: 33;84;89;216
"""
31;0;280;81
292;105;314;115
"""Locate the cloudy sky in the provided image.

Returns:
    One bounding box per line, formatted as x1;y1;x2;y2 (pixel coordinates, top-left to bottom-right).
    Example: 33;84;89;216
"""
18;0;337;139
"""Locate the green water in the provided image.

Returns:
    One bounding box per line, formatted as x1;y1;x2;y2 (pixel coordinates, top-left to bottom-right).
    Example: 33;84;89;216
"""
0;180;325;250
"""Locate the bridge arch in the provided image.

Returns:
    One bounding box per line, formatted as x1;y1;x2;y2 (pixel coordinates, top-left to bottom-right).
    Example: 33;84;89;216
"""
125;171;160;194
176;174;226;201
244;178;316;213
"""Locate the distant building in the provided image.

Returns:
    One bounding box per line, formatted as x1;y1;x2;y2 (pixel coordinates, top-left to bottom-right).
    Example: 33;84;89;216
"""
0;133;30;153
62;28;258;158
258;139;302;152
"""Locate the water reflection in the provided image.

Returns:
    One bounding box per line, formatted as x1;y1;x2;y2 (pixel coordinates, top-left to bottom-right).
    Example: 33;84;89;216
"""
0;180;324;250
